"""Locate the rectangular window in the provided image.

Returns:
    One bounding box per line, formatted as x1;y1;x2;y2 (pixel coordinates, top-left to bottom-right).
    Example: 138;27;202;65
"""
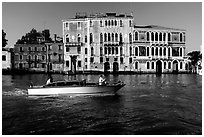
20;55;23;60
90;57;94;63
139;46;146;56
120;57;123;64
77;22;81;30
66;45;70;52
42;55;45;60
78;61;81;67
147;62;150;69
19;47;23;52
129;58;132;64
114;58;118;61
66;61;69;67
65;22;69;30
106;58;109;62
28;47;32;52
2;55;6;61
77;46;81;54
100;57;103;63
85;48;87;54
42;63;45;68
85;35;87;43
59;54;62;62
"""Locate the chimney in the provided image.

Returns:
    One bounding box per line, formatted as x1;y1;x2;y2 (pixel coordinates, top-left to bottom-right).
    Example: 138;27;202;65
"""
54;34;57;43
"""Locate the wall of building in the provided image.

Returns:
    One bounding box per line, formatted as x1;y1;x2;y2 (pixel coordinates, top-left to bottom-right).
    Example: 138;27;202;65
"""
2;50;11;69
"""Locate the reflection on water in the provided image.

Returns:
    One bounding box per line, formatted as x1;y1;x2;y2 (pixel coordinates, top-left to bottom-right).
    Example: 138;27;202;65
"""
2;74;202;135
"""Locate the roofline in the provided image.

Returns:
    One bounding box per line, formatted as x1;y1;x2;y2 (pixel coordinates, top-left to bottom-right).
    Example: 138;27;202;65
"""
134;25;186;31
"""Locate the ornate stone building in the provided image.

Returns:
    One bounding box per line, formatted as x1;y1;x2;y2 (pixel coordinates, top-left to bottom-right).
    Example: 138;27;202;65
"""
62;12;188;73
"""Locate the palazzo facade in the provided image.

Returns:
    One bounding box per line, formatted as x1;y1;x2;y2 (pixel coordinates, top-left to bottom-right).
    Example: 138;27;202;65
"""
62;13;189;73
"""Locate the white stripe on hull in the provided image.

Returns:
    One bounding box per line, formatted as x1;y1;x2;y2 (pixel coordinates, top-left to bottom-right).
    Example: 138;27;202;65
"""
28;86;123;96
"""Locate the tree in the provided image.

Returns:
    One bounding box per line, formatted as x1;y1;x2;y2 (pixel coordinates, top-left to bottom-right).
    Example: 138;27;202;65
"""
16;28;53;44
2;29;8;47
187;51;202;73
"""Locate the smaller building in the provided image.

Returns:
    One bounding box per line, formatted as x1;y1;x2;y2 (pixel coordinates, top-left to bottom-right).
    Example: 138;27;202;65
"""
45;42;64;73
13;44;47;72
2;48;11;70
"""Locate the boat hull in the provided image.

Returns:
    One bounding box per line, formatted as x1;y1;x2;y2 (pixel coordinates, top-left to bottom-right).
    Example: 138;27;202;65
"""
28;84;125;96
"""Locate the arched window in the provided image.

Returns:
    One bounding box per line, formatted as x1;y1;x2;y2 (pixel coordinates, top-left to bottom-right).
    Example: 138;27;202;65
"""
147;47;149;56
180;62;183;69
100;33;103;43
168;62;171;69
151;32;154;41
129;33;132;43
155;32;158;41
159;32;162;41
105;47;107;54
168;47;171;56
180;33;183;42
129;57;132;64
147;32;150;41
77;34;81;42
180;47;182;57
119;33;123;43
108;47;111;54
168;33;171;41
112;33;114;42
90;33;93;43
91;47;94;56
120;20;123;27
135;31;138;41
28;55;32;60
100;20;103;27
115;47;118;54
164;62;166;69
115;20;117;26
108;20;111;26
130;47;132;56
111;20;114;26
108;33;111;41
100;47;103;56
120;47;123;55
115;33;118;42
104;33;107;42
163;47;166;56
151;47;154;56
151;62;154;69
105;20;107;26
163;33;166;41
35;55;38;61
112;47;115;54
135;47;138;56
160;47;162;56
66;34;69;43
147;62;150;69
155;47;158;56
135;62;138;69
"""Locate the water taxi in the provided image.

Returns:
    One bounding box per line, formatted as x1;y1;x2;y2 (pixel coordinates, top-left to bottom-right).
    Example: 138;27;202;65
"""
27;80;125;96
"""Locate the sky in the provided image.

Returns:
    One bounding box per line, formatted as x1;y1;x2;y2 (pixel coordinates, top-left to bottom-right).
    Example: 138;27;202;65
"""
2;2;202;53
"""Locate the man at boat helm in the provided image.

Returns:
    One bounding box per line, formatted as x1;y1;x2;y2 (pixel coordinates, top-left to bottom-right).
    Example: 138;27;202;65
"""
99;75;106;86
46;75;53;85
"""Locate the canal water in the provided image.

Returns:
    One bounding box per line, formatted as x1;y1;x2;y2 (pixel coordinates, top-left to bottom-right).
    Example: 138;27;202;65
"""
2;74;202;135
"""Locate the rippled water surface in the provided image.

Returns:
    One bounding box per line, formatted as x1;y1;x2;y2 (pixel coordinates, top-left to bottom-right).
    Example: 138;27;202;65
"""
2;74;202;135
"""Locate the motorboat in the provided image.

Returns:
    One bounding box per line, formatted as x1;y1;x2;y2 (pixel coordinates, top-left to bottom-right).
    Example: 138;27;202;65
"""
27;80;125;96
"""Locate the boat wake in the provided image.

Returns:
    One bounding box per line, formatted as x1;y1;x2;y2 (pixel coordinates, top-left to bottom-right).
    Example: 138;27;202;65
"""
3;88;28;96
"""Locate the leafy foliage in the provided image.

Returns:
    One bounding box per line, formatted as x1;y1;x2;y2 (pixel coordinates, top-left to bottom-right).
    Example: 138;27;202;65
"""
2;29;8;47
16;28;53;44
187;51;202;66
